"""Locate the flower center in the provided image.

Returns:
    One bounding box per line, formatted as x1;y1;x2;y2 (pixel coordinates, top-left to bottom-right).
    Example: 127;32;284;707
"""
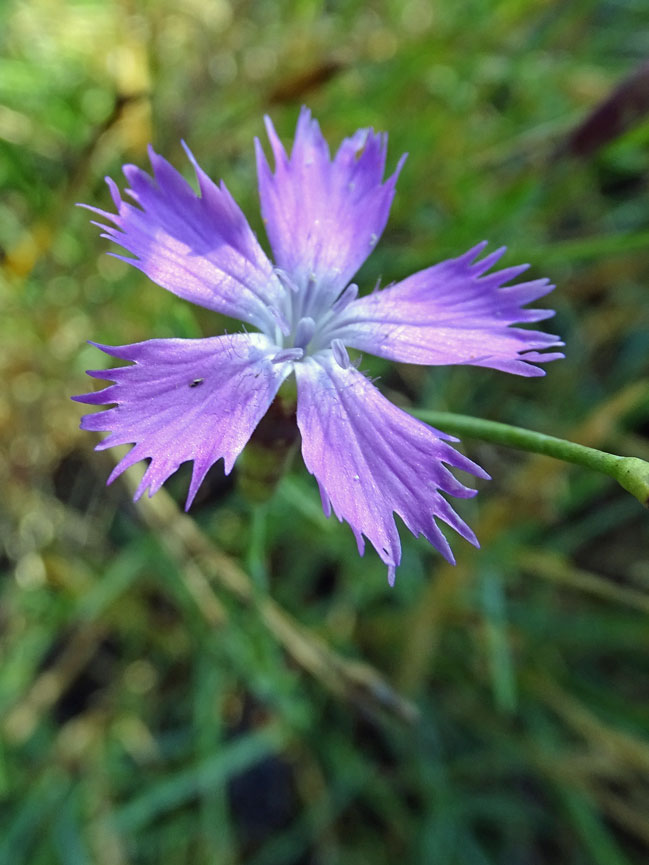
293;316;316;351
269;268;357;367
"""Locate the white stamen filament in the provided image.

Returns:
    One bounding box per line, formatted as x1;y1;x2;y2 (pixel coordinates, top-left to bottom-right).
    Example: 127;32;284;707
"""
331;339;351;369
272;347;303;364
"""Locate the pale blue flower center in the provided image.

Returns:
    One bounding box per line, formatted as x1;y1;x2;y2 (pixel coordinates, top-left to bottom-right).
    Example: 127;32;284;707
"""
268;268;357;367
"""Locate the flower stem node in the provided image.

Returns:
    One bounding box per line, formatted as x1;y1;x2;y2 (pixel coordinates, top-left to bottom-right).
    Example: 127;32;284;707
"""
614;457;649;507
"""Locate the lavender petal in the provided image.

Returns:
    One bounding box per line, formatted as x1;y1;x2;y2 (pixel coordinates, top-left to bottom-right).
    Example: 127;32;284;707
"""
332;243;564;376
73;333;291;508
81;146;285;333
295;354;488;584
255;106;405;317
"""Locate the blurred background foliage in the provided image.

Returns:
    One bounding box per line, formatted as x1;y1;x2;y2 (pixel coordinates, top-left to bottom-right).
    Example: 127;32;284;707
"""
2;0;649;862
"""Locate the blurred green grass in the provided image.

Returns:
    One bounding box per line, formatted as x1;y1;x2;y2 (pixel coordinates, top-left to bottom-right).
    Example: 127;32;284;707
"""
2;0;649;862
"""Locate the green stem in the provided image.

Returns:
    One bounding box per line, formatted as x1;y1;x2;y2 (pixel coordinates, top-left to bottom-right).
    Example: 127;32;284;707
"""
247;503;269;592
411;410;649;507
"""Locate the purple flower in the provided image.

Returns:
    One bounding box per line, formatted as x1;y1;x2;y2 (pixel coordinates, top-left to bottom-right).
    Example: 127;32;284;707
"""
74;108;563;585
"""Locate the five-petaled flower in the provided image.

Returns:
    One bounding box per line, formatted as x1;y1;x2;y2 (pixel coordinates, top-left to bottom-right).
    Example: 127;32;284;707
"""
74;107;563;585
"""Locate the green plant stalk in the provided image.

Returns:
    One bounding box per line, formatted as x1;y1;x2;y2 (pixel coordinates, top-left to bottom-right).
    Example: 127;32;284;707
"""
412;410;649;507
247;502;269;593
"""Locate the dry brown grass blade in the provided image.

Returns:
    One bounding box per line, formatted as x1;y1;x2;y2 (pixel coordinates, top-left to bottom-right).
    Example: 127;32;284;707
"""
529;674;649;845
533;674;649;776
517;549;649;614
124;473;419;726
562;60;649;159
3;621;110;744
589;783;649;849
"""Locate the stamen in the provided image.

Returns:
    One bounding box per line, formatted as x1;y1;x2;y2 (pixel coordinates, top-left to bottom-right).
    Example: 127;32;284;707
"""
270;348;304;363
271;348;304;364
294;316;316;349
332;283;358;313
274;267;300;294
331;339;350;369
268;306;290;338
298;272;318;320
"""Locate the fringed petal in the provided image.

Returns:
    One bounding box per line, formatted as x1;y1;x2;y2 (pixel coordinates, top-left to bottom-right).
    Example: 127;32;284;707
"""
73;333;292;507
295;354;488;584
81;145;286;333
255;106;405;319
331;242;564;376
